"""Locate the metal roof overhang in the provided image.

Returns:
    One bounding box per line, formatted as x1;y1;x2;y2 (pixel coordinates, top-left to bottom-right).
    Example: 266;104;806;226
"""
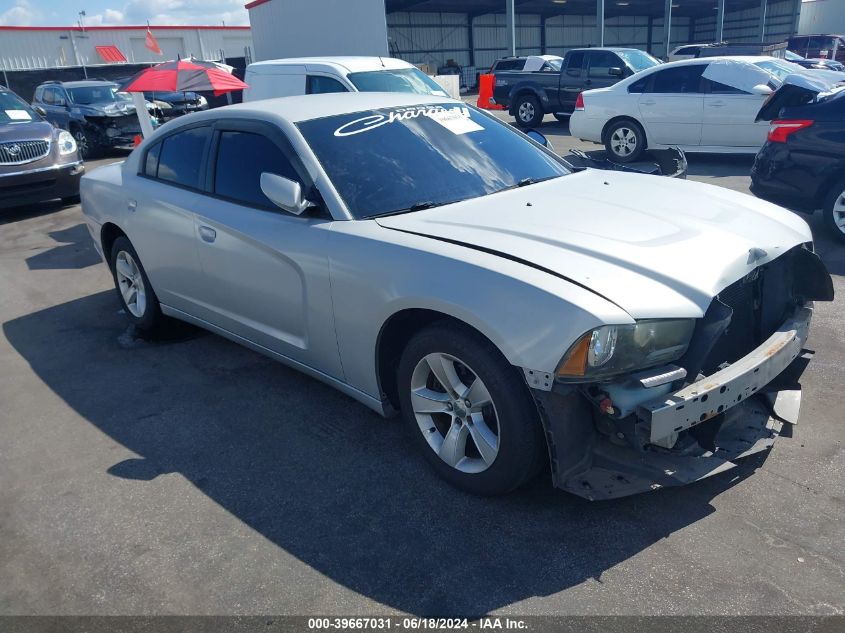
386;0;766;19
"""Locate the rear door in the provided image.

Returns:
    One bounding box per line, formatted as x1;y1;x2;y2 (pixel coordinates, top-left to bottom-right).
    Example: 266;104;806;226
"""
702;74;770;148
637;64;706;146
41;87;71;129
558;51;585;112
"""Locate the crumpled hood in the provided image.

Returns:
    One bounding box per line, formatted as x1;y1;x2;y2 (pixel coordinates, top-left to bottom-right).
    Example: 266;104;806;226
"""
375;170;812;319
73;101;137;117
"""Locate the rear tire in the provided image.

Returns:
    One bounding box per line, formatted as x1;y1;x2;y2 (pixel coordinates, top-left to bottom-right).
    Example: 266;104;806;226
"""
514;94;544;128
397;322;546;496
61;194;81;205
822;181;845;243
553;113;570;123
109;236;165;332
604;119;646;163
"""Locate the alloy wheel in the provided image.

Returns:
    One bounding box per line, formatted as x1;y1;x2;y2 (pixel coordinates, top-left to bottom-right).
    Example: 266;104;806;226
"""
114;251;147;318
832;187;845;236
518;101;535;123
73;130;89;159
610;126;637;157
410;352;500;473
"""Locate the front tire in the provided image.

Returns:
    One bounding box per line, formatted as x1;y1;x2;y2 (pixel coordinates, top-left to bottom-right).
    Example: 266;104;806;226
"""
604;119;646;163
397;322;546;495
514;94;544;128
71;125;95;160
109;236;164;332
822;181;845;243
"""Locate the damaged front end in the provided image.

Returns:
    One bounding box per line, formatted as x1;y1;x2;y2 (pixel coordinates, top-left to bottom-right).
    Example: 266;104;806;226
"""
534;245;834;500
82;113;143;148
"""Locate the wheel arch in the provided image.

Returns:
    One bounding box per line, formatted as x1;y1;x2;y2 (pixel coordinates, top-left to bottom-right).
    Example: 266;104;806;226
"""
508;86;544;115
100;222;127;260
375;308;517;415
601;115;647;147
816;165;845;208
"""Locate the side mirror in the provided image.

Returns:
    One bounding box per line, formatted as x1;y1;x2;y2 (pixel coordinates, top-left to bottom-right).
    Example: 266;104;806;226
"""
751;84;773;96
260;173;314;215
525;129;549;147
32;105;47;117
608;67;624;77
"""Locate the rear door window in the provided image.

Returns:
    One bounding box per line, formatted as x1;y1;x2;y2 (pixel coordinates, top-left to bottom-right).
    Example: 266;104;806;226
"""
649;65;706;93
156;126;211;189
213;130;300;208
565;52;584;76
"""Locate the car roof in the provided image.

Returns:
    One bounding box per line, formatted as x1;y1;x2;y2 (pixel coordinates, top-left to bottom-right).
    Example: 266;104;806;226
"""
569;47;646;53
247;56;412;74
43;80;116;88
186;92;458;124
655;55;777;68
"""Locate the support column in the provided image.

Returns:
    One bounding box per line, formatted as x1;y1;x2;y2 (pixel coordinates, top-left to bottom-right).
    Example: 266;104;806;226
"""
759;0;767;42
663;0;672;59
541;15;547;54
716;0;726;43
506;0;516;57
647;15;654;54
597;0;605;47
468;14;476;67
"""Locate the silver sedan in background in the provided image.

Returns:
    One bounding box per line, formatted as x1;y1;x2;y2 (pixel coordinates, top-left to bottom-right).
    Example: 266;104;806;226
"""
80;93;833;499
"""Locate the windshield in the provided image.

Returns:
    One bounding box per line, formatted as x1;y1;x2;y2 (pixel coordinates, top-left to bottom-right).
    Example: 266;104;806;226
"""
616;50;661;72
297;104;570;219
785;50;804;61
754;59;805;83
67;85;129;105
0;90;37;124
347;68;448;96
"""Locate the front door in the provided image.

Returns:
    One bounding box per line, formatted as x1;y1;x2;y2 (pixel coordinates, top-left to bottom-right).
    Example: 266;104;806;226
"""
701;79;770;148
191;120;342;376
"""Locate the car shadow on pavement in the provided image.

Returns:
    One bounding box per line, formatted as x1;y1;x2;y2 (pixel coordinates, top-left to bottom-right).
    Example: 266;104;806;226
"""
3;289;769;617
25;223;102;270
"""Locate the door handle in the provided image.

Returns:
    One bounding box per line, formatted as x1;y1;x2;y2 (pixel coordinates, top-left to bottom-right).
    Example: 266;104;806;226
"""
584;79;592;86
127;199;137;212
198;225;217;243
708;101;726;107
642;100;656;106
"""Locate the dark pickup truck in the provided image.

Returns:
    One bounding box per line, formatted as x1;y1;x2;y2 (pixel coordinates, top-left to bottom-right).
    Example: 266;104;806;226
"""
492;47;661;127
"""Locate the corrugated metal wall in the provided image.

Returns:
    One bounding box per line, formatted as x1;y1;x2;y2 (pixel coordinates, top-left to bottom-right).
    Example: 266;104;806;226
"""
693;0;799;44
0;27;253;71
798;0;845;35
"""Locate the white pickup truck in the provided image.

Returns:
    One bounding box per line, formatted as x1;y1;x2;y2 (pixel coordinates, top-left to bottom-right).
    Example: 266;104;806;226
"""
243;56;450;102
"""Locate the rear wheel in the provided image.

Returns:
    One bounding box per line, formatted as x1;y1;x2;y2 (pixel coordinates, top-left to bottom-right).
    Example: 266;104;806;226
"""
604;119;646;163
397;322;546;495
553;113;570;123
514;94;544;128
109;236;165;332
823;182;845;243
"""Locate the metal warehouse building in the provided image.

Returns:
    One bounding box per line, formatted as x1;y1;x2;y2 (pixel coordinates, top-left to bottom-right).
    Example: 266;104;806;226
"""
248;0;802;72
0;25;253;72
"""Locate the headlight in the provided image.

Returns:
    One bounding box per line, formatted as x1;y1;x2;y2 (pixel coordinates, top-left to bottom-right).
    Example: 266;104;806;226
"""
57;130;77;156
197;95;207;107
556;319;695;380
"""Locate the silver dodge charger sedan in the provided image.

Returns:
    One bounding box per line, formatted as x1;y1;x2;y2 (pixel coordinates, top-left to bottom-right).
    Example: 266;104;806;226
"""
80;93;833;499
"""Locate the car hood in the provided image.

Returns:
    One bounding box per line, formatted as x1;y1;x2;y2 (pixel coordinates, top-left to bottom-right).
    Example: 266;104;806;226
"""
375;170;811;319
0;119;54;142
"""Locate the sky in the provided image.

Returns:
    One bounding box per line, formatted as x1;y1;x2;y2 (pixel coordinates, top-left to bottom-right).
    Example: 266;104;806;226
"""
0;0;251;27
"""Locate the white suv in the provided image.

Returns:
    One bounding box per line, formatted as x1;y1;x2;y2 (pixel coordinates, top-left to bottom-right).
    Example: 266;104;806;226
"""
243;56;449;102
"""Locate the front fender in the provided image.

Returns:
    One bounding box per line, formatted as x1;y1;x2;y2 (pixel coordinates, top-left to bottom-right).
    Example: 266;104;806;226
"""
327;222;631;399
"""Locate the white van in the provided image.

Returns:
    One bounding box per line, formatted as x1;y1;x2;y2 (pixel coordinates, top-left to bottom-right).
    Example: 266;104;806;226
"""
242;56;450;102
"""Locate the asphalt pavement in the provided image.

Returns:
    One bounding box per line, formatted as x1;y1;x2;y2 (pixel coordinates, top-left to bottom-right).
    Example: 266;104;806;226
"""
1;120;844;617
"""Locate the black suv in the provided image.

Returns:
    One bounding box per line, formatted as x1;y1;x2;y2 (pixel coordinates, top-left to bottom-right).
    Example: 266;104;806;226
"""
0;84;83;210
32;80;143;159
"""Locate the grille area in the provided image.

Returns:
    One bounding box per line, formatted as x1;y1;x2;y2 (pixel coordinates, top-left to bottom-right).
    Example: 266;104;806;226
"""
0;140;50;165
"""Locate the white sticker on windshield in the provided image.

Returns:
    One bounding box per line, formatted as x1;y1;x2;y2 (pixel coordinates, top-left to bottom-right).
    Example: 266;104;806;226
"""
6;110;32;120
426;106;483;135
334;105;483;137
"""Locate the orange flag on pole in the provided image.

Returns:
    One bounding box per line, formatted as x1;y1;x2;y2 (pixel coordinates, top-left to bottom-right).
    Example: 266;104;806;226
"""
145;26;162;55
